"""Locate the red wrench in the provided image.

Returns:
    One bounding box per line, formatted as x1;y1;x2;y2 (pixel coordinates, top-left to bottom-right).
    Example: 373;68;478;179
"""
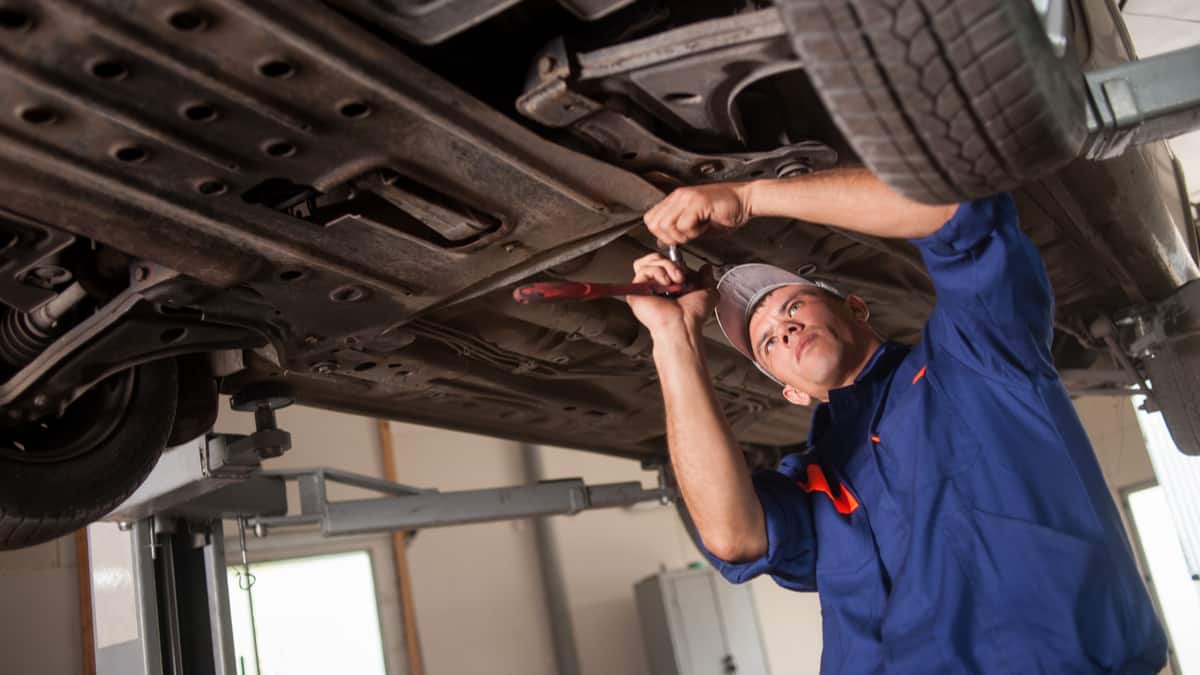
513;246;696;304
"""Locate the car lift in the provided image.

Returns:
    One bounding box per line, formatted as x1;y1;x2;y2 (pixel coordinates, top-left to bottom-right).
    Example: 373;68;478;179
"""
87;387;675;675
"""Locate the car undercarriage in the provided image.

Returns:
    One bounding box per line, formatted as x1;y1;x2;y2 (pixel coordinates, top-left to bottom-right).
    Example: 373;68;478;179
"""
0;0;1198;548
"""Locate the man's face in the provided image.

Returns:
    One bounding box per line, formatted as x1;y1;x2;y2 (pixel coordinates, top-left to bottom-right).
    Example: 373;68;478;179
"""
747;285;864;398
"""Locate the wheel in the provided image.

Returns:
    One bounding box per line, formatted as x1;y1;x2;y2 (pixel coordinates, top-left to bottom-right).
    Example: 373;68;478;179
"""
1145;337;1200;455
776;0;1088;203
166;354;218;447
0;359;179;549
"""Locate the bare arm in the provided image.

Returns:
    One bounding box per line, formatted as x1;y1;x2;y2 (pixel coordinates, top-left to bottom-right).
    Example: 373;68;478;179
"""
645;167;958;245
655;324;767;562
626;255;767;562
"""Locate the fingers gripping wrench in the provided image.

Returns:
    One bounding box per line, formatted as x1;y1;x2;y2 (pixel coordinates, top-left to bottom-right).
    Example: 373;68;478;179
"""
513;246;696;304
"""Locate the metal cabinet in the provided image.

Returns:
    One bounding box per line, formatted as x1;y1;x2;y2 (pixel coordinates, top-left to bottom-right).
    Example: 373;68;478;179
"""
635;567;771;675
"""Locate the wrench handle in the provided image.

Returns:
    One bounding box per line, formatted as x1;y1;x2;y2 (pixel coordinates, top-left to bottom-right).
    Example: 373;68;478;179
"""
513;280;696;304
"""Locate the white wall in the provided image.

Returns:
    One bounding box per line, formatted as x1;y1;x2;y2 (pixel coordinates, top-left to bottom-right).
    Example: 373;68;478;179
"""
0;534;84;675
384;422;558;675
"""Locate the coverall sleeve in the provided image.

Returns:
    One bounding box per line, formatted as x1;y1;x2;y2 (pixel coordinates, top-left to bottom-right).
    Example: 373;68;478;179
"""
697;468;817;592
909;193;1057;380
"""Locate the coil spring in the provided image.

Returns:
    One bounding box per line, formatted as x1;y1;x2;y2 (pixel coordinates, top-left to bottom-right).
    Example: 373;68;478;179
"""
0;309;56;370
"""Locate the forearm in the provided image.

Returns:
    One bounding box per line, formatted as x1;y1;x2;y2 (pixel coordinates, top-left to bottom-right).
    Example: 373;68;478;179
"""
652;325;766;562
743;167;958;239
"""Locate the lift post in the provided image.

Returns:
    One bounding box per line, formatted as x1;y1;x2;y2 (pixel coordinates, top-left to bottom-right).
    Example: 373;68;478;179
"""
90;414;674;675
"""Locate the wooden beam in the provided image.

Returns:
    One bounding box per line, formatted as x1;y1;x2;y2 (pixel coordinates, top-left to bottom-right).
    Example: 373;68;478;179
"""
75;528;96;675
377;419;425;675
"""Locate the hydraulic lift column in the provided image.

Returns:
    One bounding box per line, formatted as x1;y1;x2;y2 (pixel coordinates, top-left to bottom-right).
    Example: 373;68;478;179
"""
88;400;674;675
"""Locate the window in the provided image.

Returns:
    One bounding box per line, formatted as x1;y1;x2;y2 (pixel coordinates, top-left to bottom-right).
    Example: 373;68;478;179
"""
226;550;388;675
1126;485;1200;674
1129;399;1200;674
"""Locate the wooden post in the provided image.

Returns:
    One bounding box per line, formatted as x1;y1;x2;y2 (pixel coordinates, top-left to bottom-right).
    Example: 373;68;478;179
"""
377;419;425;675
75;528;97;675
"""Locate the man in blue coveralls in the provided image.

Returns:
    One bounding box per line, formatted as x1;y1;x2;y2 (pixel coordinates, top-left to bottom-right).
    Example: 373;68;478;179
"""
628;168;1168;674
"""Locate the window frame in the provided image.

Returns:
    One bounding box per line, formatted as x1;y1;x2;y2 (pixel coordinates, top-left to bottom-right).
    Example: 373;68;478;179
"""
1120;480;1185;675
221;524;409;675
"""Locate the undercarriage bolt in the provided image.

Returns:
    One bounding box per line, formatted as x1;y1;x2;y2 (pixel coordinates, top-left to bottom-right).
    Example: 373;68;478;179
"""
254;403;277;433
775;161;807;178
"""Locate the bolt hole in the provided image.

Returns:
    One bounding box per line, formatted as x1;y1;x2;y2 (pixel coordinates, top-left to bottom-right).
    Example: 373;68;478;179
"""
353;361;377;372
263;140;296;158
664;92;702;105
183;103;218;122
113;145;149;163
160;327;187;344
750;170;765;177
90;60;128;80
18;106;56;125
620;152;638;161
0;8;31;31
167;9;208;31
278;269;306;282
338;100;371;119
329;285;367;303
563;406;576;412
29;266;70;285
196;179;227;195
257;59;295;79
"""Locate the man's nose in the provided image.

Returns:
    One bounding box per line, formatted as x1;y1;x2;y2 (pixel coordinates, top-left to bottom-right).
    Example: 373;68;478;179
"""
781;325;799;343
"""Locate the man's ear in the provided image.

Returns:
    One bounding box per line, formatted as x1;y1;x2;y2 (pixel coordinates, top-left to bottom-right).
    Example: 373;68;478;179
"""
846;294;870;323
782;386;812;407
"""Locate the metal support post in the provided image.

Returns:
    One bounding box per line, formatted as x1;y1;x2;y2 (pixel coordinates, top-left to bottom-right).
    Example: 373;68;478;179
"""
252;468;672;537
1082;43;1200;160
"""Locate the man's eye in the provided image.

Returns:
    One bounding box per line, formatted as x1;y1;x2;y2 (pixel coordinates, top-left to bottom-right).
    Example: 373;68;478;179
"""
764;337;776;354
788;302;800;317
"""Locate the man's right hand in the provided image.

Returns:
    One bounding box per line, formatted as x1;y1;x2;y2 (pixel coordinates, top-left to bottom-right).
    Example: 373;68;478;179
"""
627;254;717;342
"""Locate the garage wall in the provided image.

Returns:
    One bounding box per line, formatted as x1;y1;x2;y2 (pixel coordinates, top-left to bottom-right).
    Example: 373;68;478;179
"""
0;534;84;675
384;422;558;675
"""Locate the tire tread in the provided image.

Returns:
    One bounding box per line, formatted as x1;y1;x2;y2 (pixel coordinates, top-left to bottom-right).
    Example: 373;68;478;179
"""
777;0;1087;203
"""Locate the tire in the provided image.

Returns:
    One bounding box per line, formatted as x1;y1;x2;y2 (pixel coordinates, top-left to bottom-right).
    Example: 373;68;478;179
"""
776;0;1088;203
166;354;218;447
1145;337;1200;456
0;359;179;549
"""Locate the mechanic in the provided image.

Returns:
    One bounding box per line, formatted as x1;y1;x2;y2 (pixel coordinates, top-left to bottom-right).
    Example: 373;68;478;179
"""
628;168;1168;674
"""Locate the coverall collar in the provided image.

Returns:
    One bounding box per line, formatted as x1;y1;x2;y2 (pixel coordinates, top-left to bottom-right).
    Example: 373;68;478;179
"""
807;341;908;447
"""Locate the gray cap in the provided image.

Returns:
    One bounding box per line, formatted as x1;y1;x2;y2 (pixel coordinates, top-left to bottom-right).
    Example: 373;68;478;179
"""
714;263;841;368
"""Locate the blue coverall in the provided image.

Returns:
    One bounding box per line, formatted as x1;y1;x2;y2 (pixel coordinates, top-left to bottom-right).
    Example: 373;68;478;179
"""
702;195;1168;674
